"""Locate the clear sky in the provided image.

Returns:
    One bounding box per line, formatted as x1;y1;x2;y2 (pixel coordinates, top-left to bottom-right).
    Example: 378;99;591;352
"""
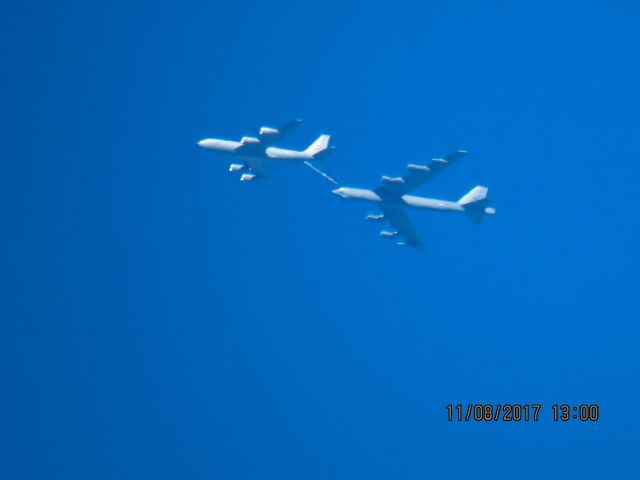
3;1;640;478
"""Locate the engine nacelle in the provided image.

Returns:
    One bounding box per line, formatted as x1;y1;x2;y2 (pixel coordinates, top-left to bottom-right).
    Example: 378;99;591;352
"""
240;136;260;144
366;214;385;222
408;163;430;172
229;164;245;172
379;230;398;238
240;173;257;182
382;175;405;184
259;126;280;135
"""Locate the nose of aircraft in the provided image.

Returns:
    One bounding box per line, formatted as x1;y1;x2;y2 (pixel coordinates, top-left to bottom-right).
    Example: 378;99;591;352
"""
331;188;341;195
196;139;206;147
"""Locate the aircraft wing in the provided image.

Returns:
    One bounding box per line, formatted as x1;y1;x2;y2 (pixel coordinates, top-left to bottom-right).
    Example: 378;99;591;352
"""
379;203;424;250
239;156;269;179
258;119;303;146
233;119;303;156
374;149;468;197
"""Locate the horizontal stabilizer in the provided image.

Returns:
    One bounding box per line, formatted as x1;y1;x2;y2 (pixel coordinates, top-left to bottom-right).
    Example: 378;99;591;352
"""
458;185;494;223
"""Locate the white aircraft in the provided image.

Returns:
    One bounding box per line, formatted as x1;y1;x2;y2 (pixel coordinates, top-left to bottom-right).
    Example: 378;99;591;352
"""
331;150;495;250
196;119;336;183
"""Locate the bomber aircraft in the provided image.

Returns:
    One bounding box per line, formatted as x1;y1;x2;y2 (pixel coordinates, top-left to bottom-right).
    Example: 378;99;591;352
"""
197;119;336;183
331;150;495;251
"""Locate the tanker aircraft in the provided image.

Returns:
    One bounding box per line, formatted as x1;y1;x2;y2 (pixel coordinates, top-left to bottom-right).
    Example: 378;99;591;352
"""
331;150;495;250
197;119;336;183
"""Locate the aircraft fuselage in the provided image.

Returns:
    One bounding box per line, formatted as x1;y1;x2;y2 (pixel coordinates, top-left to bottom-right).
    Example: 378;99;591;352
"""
332;187;465;212
197;138;314;161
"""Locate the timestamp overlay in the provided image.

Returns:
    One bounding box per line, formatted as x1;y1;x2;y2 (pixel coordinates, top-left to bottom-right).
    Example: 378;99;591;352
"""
446;404;600;423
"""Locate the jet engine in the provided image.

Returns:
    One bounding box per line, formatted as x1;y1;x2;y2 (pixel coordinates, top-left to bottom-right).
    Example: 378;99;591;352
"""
240;136;260;144
259;126;279;135
240;173;257;182
379;230;398;238
408;163;430;172
382;175;405;184
366;214;385;222
229;164;245;172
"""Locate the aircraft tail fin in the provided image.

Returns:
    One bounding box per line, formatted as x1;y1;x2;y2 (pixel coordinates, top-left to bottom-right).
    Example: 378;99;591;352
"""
304;134;332;158
458;186;495;223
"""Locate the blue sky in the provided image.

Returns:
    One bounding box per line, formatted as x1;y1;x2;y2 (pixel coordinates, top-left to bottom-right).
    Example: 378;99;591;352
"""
3;1;640;478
